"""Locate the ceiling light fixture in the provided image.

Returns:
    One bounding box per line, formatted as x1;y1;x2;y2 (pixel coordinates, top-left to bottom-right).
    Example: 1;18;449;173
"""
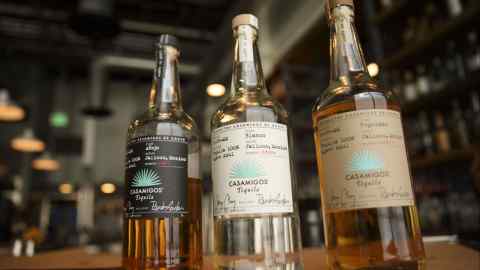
58;183;73;194
207;83;226;97
0;89;25;122
367;63;380;77
100;182;116;194
11;129;45;153
32;152;60;171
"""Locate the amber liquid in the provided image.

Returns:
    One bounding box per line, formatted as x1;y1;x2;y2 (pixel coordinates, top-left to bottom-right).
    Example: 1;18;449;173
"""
123;177;202;270
312;89;425;270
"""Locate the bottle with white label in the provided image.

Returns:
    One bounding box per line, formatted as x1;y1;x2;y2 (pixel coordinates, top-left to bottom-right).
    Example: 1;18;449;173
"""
123;34;202;270
210;14;303;270
312;1;425;269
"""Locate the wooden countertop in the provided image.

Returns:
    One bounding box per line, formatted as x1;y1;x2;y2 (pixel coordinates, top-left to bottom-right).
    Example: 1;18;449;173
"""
0;242;478;269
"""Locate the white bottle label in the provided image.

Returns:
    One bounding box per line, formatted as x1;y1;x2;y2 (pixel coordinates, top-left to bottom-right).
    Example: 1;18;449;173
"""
211;122;293;216
316;110;415;213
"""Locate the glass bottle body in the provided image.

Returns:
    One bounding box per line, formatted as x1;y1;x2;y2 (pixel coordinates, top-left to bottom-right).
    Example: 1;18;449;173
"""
123;41;202;270
312;84;425;270
123;108;202;270
210;21;302;270
211;91;303;270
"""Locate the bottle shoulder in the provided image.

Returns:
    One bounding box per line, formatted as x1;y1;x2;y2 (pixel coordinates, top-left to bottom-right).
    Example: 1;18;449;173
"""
127;109;200;140
313;82;400;115
211;93;289;129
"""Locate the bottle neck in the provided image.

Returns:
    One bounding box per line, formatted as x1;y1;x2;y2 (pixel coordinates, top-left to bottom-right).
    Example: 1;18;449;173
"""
149;45;182;112
230;25;267;96
329;5;370;86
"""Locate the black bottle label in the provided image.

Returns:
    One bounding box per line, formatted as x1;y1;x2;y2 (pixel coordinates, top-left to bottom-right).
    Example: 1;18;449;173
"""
125;135;188;218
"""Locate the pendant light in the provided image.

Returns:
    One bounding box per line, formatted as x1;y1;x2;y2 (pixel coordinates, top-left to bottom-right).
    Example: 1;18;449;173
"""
11;128;45;153
0;89;25;122
32;151;60;171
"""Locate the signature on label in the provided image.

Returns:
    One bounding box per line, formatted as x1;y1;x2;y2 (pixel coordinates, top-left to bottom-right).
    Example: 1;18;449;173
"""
328;186;412;210
151;200;184;212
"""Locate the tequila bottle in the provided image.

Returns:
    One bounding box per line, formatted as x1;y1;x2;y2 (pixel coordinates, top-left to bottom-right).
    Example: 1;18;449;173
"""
312;1;425;269
210;14;303;270
123;34;202;270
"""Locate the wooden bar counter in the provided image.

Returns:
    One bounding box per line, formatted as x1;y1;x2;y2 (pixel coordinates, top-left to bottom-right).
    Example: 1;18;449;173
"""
0;242;478;270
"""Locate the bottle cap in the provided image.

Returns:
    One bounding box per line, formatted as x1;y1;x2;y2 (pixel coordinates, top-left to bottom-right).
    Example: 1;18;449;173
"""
157;34;179;49
232;14;258;30
325;0;355;19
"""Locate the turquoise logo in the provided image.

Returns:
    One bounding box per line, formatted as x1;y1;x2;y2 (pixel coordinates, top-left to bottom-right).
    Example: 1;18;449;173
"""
131;168;161;187
229;160;266;178
347;150;384;172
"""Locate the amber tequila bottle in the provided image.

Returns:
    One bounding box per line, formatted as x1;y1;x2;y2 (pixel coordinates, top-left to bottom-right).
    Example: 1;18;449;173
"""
210;14;303;270
312;1;425;269
123;34;202;270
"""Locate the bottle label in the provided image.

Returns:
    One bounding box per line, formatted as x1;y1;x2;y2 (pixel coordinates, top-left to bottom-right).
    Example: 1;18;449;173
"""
211;122;293;216
316;110;415;213
125;135;188;218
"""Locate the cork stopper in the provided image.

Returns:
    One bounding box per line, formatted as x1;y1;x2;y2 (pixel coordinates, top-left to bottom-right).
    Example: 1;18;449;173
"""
232;14;259;30
326;0;355;19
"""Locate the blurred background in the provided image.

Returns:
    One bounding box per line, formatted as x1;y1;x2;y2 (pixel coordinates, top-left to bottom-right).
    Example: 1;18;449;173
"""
0;0;479;258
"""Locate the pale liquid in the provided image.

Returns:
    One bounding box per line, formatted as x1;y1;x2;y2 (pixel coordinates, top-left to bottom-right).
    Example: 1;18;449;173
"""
214;213;303;270
211;94;303;270
123;177;202;270
312;90;425;270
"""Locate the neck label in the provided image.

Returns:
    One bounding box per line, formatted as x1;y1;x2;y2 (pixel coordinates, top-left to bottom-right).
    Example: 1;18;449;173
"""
156;49;174;103
239;32;254;62
335;7;363;72
211;122;293;216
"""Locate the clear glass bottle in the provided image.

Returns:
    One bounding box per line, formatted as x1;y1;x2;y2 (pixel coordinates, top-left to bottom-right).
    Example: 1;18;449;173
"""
430;57;449;92
312;1;425;269
465;31;480;73
416;65;430;96
446;0;463;17
467;92;480;141
446;41;466;81
418;112;435;156
450;101;470;148
210;14;303;270
434;111;451;153
123;34;202;270
403;71;418;102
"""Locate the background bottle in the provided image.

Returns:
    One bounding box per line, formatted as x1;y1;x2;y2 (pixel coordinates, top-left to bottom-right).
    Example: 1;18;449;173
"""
210;14;302;270
123;34;202;270
434;111;451;152
312;1;425;269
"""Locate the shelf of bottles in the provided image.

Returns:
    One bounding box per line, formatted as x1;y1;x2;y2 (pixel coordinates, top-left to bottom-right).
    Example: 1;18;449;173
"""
373;0;480;236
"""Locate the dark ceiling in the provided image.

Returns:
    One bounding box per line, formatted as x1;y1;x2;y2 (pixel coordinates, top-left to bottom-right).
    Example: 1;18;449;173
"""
0;0;233;62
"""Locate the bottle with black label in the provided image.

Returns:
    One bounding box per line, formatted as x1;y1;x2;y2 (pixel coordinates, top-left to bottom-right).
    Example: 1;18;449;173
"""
210;14;303;270
123;34;202;270
312;1;425;269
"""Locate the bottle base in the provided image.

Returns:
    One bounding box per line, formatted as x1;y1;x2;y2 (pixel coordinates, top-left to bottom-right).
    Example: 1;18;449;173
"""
329;259;425;270
122;257;201;270
214;254;303;270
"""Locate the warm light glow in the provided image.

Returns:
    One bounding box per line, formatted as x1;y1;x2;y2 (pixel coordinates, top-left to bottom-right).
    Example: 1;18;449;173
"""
207;83;226;97
11;138;45;152
0;105;25;122
220;114;236;123
32;156;60;171
0;89;25;122
11;129;45;152
367;63;380;77
58;183;73;194
100;182;116;194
